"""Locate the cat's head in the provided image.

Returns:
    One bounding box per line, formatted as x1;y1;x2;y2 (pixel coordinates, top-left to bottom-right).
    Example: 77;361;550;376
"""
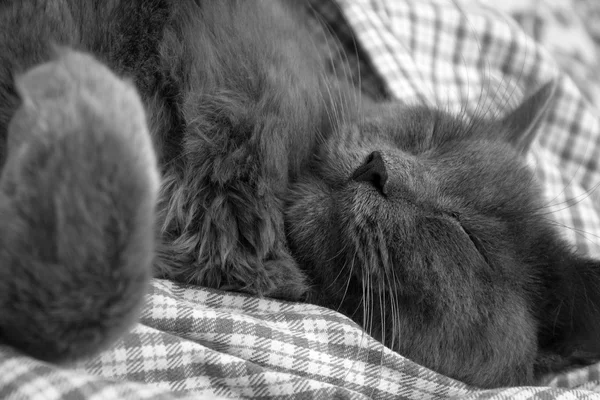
285;81;600;388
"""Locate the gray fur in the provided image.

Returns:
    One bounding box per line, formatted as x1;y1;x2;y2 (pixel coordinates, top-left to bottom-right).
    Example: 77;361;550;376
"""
0;49;158;362
0;0;599;390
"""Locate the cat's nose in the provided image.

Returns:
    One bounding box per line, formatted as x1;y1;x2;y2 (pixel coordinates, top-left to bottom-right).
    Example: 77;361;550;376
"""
351;151;388;195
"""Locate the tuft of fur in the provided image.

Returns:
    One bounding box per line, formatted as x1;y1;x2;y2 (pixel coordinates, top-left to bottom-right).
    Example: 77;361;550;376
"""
0;49;159;362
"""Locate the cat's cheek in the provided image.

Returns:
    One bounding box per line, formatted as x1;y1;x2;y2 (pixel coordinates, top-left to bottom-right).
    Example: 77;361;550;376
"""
285;179;337;265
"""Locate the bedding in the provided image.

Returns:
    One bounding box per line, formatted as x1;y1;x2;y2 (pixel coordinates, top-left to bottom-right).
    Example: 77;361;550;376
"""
3;0;600;398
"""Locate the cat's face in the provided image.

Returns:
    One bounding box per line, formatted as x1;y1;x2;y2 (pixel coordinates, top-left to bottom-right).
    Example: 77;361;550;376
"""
285;82;600;388
288;105;540;300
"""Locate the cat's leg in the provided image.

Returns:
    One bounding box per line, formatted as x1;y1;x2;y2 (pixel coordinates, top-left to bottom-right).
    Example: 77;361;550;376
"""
0;49;159;362
154;101;314;301
156;163;309;300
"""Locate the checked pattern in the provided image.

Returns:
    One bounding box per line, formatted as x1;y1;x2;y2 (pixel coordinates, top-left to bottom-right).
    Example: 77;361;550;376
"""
3;0;600;398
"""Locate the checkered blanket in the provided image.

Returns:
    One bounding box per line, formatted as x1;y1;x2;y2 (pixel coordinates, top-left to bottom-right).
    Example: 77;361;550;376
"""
3;0;600;399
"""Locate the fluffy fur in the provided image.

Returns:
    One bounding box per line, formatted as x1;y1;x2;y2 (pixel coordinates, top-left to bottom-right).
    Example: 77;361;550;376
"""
0;49;158;361
0;0;599;389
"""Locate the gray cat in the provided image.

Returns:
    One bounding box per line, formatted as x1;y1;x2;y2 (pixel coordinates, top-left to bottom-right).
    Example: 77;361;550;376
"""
0;0;599;390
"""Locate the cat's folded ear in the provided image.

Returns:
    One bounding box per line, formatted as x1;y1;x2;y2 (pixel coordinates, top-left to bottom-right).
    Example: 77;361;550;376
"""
500;79;558;154
541;255;600;371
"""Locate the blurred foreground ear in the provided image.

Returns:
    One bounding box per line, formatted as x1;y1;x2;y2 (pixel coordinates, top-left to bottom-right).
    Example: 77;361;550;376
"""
501;79;558;154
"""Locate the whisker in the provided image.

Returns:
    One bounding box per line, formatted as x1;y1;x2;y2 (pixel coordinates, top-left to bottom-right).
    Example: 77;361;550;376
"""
451;1;488;122
542;218;600;245
389;262;400;352
299;4;345;134
538;108;592;210
537;181;600;211
537;183;600;216
335;249;357;312
304;2;357;130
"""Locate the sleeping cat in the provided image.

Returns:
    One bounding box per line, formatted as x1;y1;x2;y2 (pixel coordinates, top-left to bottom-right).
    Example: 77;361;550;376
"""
287;80;600;387
0;0;599;390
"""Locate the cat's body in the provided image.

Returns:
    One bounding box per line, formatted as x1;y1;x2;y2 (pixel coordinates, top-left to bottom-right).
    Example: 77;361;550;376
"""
0;0;326;298
0;0;600;390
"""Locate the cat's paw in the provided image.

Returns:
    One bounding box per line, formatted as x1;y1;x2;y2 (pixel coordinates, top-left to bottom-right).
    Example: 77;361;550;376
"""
219;248;309;301
157;238;308;301
156;181;309;301
0;49;159;363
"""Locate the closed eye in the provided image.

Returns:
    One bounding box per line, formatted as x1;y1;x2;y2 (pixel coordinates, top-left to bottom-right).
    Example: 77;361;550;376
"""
449;212;490;265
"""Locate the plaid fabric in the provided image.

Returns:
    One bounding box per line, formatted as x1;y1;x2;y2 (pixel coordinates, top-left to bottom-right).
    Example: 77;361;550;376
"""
3;0;600;399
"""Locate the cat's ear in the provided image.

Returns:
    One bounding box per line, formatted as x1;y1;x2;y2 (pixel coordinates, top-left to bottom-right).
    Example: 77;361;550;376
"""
562;257;600;354
500;80;558;154
539;255;600;374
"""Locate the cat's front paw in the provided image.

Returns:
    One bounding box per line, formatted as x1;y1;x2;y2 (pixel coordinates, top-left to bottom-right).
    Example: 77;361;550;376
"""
157;239;308;301
219;248;309;301
155;183;309;301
